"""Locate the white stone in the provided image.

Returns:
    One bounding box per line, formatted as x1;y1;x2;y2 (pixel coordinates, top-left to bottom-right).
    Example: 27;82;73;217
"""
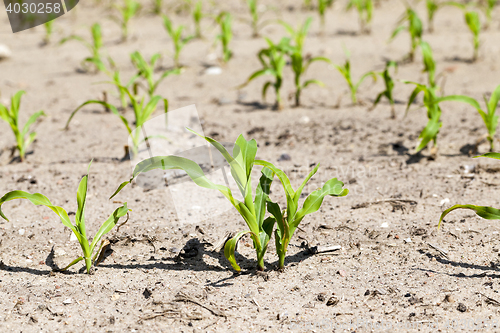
0;44;11;60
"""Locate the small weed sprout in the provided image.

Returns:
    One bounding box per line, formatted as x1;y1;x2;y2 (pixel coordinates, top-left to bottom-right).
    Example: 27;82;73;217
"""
110;131;276;272
333;49;376;105
111;0;140;41
65;88;167;157
438;153;500;230
0;91;46;162
163;16;194;68
372;60;398;118
215;12;233;63
346;0;374;34
255;160;348;269
404;81;480;155
317;0;334;31
390;8;423;62
240;38;289;110
130;51;180;97
60;23;106;73
0;163;130;274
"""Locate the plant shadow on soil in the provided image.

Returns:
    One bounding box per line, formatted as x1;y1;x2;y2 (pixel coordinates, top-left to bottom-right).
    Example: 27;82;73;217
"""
416;251;500;279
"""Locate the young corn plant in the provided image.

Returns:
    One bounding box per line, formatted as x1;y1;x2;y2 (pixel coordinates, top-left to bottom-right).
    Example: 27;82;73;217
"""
465;10;481;61
390;8;423;62
333;50;376;105
60;23;106;73
287;46;330;107
461;85;500;151
215;12;233;63
131;51;180;97
247;0;260;37
438;153;500;231
256;161;348;270
279;17;313;53
0;91;45;162
0;163;130;274
111;0;140;41
483;0;498;29
163;16;194;68
318;0;334;31
192;1;203;39
426;0;447;32
152;0;163;14
346;0;374;34
65;88;167;157
239;38;289;110
404;81;480;155
372;60;398;118
448;3;481;61
110;131;277;272
43;20;54;45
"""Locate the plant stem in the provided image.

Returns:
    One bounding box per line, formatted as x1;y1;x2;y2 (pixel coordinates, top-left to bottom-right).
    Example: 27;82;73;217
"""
278;255;285;269
84;257;92;274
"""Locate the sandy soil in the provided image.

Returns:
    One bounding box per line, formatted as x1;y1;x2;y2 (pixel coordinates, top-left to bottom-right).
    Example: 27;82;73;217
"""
1;0;500;332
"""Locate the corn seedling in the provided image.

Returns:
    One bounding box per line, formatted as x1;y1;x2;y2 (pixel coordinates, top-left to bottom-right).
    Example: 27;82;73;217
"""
240;38;289;110
110;131;276;272
372;61;398;118
318;0;334;30
333;50;376;105
460;85;500;151
43;20;54;45
286;46;330;107
0;163;130;274
483;0;498;29
65;87;167;157
131;51;180;98
247;0;259;37
111;0;140;41
152;0;163;14
346;0;374;34
163;16;194;68
60;23;106;73
390;8;423;62
404;81;480;154
438;153;500;230
193;1;203;38
426;0;447;32
279;17;313;53
465;10;481;61
448;3;481;61
256;161;348;269
215;12;233;63
0;91;45;162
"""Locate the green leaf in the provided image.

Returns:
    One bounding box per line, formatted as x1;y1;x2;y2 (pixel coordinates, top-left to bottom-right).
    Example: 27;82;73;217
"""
416;117;441;152
0;191;83;243
475;152;500;159
224;230;252;272
89;203;129;252
21;111;46;137
294;178;348;227
75;173;88;239
438;204;500;229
